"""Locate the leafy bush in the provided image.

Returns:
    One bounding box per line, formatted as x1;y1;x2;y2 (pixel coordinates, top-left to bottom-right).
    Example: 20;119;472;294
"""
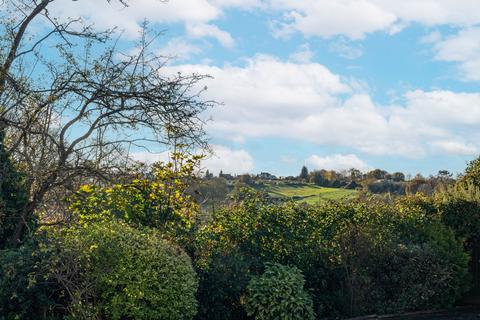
195;189;469;318
50;219;198;320
195;189;336;318
243;263;315;320
352;227;469;314
437;184;480;244
332;197;469;315
195;250;254;320
68;155;201;245
0;238;61;320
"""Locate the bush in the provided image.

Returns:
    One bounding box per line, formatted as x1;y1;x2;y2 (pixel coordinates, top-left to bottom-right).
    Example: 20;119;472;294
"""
333;197;469;315
68;155;201;246
355;228;469;314
195;250;254;320
243;263;315;320
0;238;61;320
437;184;480;244
195;189;335;318
195;190;469;318
50;219;198;320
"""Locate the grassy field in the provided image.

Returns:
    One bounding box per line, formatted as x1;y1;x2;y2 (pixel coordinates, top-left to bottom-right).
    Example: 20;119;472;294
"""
260;183;357;204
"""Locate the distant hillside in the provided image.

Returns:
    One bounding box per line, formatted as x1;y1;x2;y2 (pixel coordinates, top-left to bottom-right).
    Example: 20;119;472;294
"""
259;182;357;204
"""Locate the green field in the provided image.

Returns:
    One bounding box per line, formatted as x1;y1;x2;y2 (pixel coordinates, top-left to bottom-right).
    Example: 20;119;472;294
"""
260;183;357;204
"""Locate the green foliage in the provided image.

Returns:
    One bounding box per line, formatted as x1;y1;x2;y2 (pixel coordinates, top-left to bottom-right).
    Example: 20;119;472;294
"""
459;156;480;188
0;238;61;320
0;131;28;248
196;250;253;320
437;182;480;244
195;190;469;318
435;178;480;294
243;263;315;320
332;196;469;315
49;219;198;320
261;183;356;204
299;166;309;180
69;154;200;245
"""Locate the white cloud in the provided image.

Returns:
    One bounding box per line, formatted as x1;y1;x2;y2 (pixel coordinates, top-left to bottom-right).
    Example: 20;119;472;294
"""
374;0;480;27
165;55;480;158
289;43;314;63
130;150;171;164
329;39;363;59
420;31;442;44
307;154;370;171
271;1;396;40
158;38;202;60
269;1;480;40
49;0;220;38
186;23;235;48
433;28;480;81
211;0;265;9
431;140;478;156
202;145;254;175
130;145;254;175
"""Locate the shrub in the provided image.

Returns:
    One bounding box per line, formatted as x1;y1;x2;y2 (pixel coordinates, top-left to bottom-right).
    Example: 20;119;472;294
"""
0;238;61;320
333;197;469;315
50;219;198;320
68;155;201;246
195;190;469;318
437;184;480;244
195;250;254;320
356;228;469;314
195;189;336;318
243;263;315;320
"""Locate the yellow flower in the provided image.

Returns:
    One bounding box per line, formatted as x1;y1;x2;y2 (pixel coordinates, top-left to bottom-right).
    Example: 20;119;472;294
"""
79;185;93;193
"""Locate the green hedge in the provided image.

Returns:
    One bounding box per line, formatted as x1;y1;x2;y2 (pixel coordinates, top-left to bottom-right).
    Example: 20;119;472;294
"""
195;189;470;318
244;263;315;320
50;219;198;320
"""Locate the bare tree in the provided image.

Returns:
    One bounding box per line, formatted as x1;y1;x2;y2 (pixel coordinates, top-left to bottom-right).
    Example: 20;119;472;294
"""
0;1;213;245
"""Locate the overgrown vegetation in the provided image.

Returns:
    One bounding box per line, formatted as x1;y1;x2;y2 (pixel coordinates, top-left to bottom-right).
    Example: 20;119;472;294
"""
1;1;480;320
243;263;315;320
3;153;479;319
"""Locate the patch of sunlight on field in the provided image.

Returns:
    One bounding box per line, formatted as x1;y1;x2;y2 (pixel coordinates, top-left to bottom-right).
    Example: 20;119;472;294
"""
262;183;357;204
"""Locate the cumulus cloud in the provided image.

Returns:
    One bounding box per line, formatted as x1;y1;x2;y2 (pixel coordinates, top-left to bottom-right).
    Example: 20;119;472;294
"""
130;150;171;164
158;38;202;60
202;145;254;175
329;39;363;59
289;43;314;63
49;0;220;38
269;1;480;39
270;1;396;40
420;31;442;44
431;140;478;156
307;154;370;171
47;1;480;43
165;55;480;158
210;0;265;9
186;23;235;48
130;145;254;175
433;28;480;81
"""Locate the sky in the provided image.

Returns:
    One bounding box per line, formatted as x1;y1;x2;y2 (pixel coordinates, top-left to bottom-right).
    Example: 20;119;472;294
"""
49;0;480;177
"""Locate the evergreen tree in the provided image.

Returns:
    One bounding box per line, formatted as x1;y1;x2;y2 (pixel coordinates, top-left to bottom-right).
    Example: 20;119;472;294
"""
0;131;28;248
299;166;309;180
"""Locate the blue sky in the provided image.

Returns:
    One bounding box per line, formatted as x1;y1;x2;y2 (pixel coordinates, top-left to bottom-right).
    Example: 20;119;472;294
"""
52;0;480;177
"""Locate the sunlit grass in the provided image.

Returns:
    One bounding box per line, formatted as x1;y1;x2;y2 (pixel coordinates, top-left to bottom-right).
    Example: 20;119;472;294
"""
261;183;357;204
